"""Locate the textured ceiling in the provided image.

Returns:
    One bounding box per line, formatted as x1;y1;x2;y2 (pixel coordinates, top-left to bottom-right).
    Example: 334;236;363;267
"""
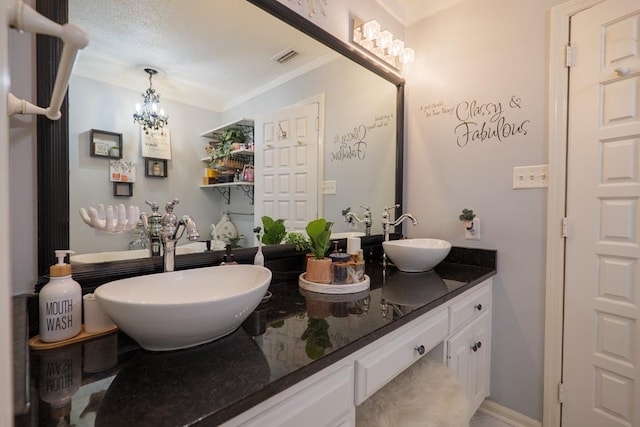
69;1;462;111
69;0;336;112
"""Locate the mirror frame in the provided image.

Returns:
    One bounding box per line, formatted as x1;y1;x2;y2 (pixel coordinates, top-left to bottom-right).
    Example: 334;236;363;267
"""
35;0;405;283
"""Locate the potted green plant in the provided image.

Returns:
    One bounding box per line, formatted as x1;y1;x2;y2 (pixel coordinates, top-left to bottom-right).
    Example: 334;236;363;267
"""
259;216;287;245
284;231;311;252
208;128;246;168
305;218;334;284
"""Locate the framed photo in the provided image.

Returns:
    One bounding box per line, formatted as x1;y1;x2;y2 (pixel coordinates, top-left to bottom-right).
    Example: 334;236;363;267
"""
113;182;133;197
145;158;168;178
90;129;123;159
109;160;136;182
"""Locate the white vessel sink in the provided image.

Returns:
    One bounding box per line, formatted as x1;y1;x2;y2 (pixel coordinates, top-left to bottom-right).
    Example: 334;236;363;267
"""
330;231;365;239
94;265;272;351
70;245;199;264
382;238;451;272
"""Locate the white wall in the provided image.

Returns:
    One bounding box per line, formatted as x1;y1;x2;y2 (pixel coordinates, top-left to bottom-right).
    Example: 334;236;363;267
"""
404;0;564;420
8;9;37;295
2;0;15;421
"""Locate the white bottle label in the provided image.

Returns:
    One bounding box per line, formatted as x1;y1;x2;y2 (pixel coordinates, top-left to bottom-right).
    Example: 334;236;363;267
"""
44;298;76;332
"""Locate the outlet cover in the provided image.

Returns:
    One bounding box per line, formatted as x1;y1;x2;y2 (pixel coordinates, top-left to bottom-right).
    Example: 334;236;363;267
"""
321;180;337;194
513;164;548;189
464;217;481;240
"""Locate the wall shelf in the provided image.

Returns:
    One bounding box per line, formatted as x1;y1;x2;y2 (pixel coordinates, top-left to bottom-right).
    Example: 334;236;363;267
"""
200;182;254;205
200;118;254;141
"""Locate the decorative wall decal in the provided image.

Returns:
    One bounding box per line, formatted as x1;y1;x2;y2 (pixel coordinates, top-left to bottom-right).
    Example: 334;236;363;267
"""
330;113;393;162
419;95;531;148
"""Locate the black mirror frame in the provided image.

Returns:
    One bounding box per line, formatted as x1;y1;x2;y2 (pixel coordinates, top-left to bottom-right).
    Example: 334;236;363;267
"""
35;0;405;283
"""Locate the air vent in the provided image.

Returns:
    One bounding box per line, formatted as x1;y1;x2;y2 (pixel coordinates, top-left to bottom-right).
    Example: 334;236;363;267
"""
270;48;300;64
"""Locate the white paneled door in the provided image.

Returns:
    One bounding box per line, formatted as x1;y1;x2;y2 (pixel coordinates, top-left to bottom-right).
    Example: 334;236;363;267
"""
564;1;640;426
254;103;320;236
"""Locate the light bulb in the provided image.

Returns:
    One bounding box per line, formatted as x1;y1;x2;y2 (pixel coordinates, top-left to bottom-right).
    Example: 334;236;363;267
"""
390;39;404;56
400;47;415;64
377;30;393;49
362;20;380;40
152;103;158;113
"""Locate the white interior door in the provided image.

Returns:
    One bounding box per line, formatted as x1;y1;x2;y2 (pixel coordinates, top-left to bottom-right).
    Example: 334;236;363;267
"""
564;1;640;426
254;103;320;238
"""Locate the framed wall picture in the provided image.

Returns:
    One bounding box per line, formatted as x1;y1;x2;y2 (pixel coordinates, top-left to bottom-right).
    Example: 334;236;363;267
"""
141;128;172;160
113;182;133;197
90;129;123;159
145;158;168;178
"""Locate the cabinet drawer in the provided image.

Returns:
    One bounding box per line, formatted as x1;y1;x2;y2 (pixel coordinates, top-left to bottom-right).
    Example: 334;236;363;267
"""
449;281;492;333
355;308;448;404
240;364;354;427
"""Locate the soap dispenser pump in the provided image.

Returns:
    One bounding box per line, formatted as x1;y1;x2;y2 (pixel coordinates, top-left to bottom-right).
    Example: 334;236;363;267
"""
39;250;82;342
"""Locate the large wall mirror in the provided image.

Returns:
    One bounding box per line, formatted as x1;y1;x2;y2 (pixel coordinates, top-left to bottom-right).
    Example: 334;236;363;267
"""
36;0;404;279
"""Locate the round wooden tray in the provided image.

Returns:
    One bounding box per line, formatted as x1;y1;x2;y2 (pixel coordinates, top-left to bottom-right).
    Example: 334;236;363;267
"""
298;273;370;294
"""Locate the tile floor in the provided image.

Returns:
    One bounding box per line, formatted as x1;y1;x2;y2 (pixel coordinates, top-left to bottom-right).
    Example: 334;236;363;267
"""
470;410;514;427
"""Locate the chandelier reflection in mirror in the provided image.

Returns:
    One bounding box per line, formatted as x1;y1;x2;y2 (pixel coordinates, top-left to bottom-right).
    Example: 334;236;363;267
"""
133;68;168;134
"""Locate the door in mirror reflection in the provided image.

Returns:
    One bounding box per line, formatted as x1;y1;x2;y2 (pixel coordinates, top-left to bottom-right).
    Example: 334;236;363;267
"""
256;102;320;235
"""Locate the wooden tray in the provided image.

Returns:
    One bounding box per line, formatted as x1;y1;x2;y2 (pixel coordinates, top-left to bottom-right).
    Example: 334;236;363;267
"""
299;273;370;294
29;325;119;350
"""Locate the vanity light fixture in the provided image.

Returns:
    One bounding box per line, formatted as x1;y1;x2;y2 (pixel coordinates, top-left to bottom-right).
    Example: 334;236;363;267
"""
133;68;169;134
352;18;415;70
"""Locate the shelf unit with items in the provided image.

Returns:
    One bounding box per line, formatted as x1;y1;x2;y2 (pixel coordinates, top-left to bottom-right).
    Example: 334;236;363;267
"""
200;118;255;204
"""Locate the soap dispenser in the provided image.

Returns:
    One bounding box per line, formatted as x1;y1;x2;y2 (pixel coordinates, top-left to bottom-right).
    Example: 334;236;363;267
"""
39;250;82;342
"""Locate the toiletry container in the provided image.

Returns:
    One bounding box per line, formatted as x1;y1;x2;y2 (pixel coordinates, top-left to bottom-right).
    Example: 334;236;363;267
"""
39;250;82;342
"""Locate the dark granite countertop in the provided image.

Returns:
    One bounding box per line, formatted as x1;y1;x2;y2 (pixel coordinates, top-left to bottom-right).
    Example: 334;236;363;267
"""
15;247;496;427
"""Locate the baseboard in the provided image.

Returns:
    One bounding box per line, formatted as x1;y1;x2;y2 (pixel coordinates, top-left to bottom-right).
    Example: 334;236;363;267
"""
478;399;542;427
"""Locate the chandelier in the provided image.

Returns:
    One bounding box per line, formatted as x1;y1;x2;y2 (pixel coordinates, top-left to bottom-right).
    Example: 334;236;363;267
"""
133;68;168;134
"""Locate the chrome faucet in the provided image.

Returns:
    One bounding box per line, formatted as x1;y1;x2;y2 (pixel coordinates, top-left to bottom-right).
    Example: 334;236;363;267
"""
158;199;200;272
381;204;418;267
140;200;163;256
381;204;418;241
341;206;373;235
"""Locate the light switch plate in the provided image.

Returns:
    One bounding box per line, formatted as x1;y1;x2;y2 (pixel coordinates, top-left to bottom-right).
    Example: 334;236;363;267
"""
513;164;548;189
321;180;337;194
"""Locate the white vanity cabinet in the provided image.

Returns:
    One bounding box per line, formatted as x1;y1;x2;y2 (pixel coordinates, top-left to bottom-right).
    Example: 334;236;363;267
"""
447;280;492;416
223;278;493;427
222;362;355;427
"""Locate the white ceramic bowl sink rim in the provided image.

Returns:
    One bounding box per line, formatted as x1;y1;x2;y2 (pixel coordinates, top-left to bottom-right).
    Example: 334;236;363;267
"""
382;238;451;273
94;265;271;351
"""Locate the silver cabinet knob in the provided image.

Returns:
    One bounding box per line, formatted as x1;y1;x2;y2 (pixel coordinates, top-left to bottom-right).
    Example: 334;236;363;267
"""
415;345;425;355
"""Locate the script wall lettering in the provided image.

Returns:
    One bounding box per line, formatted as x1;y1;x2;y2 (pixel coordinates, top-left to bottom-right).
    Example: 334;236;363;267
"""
420;95;531;148
330;113;393;162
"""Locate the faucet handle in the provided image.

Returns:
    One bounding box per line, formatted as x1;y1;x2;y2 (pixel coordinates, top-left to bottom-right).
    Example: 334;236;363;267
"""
145;200;159;211
165;198;180;212
341;207;352;216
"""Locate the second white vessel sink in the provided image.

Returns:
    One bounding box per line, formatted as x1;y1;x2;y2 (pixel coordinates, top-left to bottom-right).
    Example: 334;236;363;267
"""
94;265;272;351
382;238;451;272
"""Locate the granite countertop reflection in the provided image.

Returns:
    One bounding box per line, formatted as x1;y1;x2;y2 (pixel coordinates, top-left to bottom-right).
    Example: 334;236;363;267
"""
18;248;496;427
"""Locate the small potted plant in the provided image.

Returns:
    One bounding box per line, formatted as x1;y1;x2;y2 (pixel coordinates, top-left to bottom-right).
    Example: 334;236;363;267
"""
459;208;476;230
283;231;310;251
305;218;334;284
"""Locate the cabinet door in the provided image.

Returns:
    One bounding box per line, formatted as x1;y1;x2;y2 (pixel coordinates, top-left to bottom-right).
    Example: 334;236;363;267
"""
447;310;491;416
